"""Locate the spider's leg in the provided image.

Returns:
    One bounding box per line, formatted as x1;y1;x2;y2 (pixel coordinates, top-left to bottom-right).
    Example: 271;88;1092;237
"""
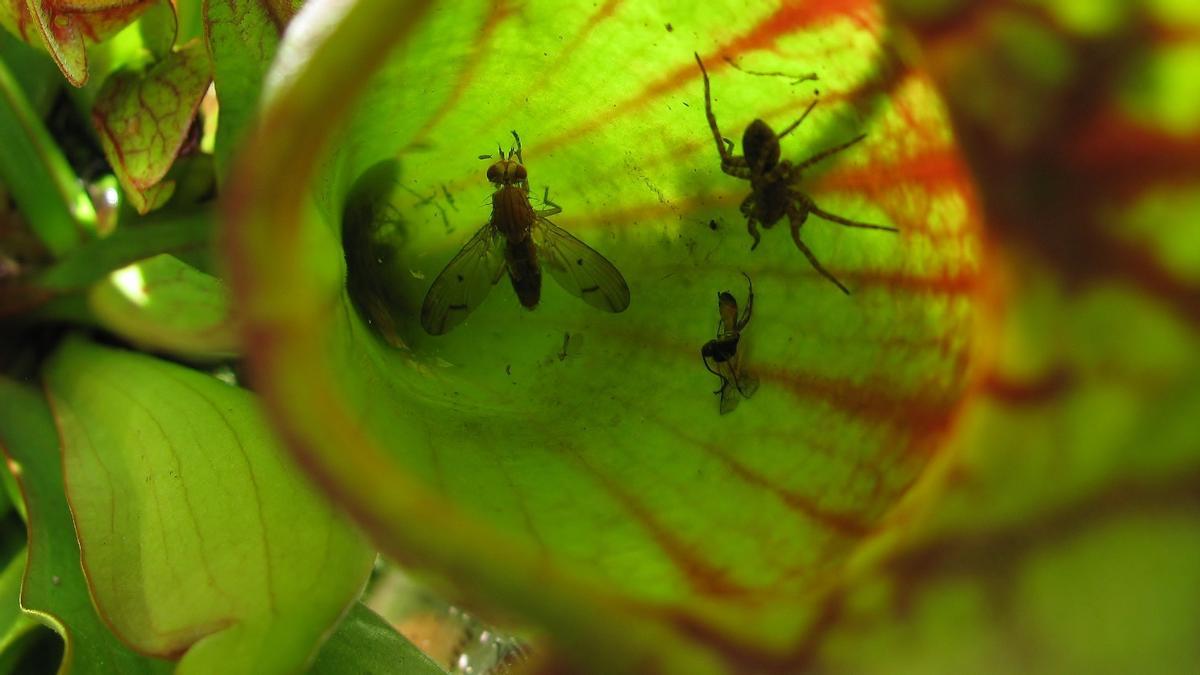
695;53;735;163
788;203;851;294
722;156;752;180
775;99;819;141
795;134;868;172
797;192;898;232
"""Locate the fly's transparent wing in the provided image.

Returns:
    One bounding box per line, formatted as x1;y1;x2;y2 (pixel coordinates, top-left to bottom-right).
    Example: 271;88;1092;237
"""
420;224;505;335
534;218;630;313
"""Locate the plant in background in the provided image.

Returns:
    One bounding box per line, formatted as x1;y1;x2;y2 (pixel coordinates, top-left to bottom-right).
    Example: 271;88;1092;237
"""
0;1;1197;674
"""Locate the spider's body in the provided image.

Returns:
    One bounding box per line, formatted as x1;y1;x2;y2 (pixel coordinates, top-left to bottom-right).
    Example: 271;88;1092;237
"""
694;53;898;294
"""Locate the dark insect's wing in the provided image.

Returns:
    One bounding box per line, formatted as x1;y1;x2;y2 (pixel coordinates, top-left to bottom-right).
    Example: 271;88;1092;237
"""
718;380;740;415
420;223;506;335
534;218;630;313
733;367;759;399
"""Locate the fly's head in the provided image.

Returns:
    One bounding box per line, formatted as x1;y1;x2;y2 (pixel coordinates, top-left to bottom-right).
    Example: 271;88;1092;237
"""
486;158;527;187
742;118;780;173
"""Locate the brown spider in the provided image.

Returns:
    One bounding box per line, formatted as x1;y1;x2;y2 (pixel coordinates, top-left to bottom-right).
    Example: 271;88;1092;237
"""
694;52;897;294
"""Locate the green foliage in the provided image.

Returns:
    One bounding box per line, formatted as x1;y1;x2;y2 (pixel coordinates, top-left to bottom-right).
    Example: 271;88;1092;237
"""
1;0;1198;673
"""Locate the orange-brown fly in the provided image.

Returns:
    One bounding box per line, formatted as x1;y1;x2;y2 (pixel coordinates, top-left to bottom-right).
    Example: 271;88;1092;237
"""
702;273;758;414
695;52;897;294
420;131;631;335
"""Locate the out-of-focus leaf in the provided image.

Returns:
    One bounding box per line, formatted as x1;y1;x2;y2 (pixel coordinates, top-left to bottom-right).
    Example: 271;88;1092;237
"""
87;253;239;359
0;544;47;675
768;1;1200;673
91;38;212;213
203;0;290;175
0;0;160;87
43;339;374;674
224;0;980;672
309;602;445;675
0;55;87;255
0;376;174;675
35;209;213;291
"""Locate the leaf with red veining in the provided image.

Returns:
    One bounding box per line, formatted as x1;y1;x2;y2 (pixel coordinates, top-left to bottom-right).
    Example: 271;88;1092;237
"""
0;0;160;86
92;38;212;213
203;0;287;175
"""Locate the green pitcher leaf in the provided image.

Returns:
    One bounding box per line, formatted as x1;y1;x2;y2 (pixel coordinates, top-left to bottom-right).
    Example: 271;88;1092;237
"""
91;38;212;213
0;376;174;675
223;0;980;672
42;339;374;673
0;0;161;87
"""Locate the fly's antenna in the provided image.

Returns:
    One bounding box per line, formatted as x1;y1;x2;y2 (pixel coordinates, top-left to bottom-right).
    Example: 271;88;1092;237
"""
510;130;524;164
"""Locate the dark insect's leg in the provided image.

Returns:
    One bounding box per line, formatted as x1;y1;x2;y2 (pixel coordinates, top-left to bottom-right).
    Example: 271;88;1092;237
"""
788;204;851;294
738;272;753;329
747;218;762;251
797;193;898;232
702;350;730;394
775;99;819;141
795;134;867;172
537;186;562;218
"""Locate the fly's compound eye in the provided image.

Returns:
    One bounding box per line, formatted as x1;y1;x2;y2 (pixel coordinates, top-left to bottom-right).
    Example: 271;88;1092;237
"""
512;164;527;181
486;164;502;182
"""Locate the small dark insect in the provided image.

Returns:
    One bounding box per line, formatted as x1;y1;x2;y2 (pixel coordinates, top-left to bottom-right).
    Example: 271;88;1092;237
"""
701;273;759;414
421;131;631;335
694;52;898;294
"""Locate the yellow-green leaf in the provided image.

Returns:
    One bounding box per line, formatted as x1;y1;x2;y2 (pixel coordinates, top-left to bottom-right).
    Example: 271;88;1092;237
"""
43;338;374;673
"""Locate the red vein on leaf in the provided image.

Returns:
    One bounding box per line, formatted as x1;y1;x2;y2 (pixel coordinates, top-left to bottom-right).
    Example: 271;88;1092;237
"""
565;448;752;597
656;423;872;538
529;0;879;159
473;0;626;136
406;0;515;149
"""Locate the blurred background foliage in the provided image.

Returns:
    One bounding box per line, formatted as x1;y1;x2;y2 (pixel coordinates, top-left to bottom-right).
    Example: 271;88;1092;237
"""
0;0;1196;674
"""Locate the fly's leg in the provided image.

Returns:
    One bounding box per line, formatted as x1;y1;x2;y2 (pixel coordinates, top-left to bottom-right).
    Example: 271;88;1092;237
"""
795;192;898;232
788;203;851;294
536;186;562;218
702;350;730;394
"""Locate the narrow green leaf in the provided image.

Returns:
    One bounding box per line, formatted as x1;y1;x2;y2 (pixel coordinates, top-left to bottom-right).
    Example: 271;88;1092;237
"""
310;603;445;675
43;339;375;673
0;376;174;675
0;55;87;255
91;38;213;213
35;209;214;292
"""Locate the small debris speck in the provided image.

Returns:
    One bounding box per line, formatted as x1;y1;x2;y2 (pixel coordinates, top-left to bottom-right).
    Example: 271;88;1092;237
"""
665;23;673;32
